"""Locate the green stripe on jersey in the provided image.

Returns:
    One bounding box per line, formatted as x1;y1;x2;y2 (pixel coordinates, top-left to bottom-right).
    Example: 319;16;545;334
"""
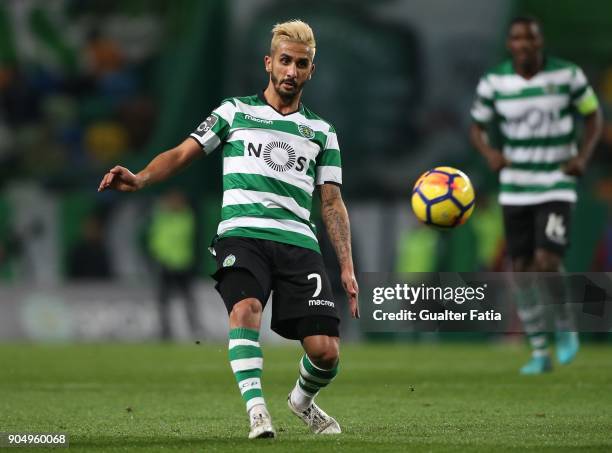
571;85;588;100
221;203;311;225
510;161;569;171
221;227;320;253
317;149;341;167
478;96;494;107
494;84;570;100
211;113;230;137
502;132;574;148
496;105;573;122
306;158;316;180
232;112;327;148
222;141;246;157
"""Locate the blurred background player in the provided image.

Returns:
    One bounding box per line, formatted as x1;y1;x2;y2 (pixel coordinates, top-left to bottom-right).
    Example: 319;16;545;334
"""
470;16;603;374
98;19;359;439
67;212;112;280
148;189;200;340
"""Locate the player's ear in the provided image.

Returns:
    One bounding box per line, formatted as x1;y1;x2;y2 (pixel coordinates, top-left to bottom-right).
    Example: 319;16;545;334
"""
309;63;315;80
264;55;272;73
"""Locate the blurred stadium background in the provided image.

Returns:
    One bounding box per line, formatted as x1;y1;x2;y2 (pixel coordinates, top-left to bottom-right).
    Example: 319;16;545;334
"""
1;0;611;342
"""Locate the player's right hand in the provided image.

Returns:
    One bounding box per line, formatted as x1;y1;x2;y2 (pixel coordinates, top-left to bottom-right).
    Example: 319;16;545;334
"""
97;166;142;192
341;269;360;319
485;151;510;172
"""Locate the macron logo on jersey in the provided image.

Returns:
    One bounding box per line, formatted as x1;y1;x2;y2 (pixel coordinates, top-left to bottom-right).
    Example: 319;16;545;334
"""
245;114;273;125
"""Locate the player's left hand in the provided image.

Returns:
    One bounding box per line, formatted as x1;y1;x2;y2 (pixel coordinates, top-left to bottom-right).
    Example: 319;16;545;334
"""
562;156;587;177
341;270;359;319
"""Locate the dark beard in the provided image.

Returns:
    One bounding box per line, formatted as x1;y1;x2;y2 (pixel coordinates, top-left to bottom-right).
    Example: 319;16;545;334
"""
271;73;305;102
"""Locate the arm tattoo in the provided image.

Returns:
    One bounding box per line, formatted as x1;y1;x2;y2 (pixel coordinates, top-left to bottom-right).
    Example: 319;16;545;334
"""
321;185;352;268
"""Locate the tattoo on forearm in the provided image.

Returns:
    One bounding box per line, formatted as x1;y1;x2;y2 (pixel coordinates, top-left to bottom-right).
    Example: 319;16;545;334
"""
322;198;352;267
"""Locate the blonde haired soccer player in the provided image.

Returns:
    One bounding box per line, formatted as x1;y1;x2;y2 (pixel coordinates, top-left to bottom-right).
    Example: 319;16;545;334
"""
98;19;359;438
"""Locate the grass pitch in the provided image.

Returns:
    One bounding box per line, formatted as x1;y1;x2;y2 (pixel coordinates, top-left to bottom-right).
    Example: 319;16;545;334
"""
1;341;611;452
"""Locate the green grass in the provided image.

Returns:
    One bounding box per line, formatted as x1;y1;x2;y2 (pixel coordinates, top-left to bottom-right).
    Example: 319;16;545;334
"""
0;342;611;452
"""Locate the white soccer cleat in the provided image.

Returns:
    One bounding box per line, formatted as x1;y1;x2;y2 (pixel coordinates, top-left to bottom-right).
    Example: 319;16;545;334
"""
248;407;276;439
287;395;341;434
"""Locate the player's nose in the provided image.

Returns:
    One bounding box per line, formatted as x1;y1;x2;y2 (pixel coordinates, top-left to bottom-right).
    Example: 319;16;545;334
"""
285;62;297;77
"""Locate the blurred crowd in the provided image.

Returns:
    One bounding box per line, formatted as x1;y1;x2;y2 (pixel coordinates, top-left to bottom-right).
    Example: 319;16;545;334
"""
0;1;161;189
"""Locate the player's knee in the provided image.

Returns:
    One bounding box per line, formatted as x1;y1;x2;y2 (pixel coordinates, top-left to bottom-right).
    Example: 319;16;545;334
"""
229;298;263;326
305;336;339;369
533;250;562;272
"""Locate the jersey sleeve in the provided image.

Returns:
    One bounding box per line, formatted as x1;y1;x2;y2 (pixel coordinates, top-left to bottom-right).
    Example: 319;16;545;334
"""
470;76;495;125
189;99;236;154
315;126;342;186
570;66;599;115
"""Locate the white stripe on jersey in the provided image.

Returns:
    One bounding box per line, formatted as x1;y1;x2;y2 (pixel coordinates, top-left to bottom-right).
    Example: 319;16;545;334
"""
504;144;576;163
487;68;574;92
216;101;238;124
499;190;577;205
325;131;339;150
223;156;315;195
234;100;332;133
190;132;220;155
228;129;320;162
500;168;575;186
315;166;342;185
498;111;573;140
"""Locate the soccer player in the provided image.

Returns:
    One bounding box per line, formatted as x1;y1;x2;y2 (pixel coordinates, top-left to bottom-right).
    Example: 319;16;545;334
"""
98;20;359;438
470;16;602;374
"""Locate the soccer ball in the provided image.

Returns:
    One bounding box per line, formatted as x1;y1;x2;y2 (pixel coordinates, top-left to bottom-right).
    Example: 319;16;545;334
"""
411;166;475;228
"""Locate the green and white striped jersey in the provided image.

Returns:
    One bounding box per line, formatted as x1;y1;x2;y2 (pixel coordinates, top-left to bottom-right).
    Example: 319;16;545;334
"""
471;57;599;206
190;94;342;253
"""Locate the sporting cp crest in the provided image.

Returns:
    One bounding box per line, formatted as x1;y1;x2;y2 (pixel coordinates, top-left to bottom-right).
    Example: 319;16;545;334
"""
298;124;315;139
222;254;236;267
544;83;558;94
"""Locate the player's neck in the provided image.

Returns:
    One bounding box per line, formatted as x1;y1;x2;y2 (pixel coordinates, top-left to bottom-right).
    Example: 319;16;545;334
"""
513;54;544;80
263;86;302;115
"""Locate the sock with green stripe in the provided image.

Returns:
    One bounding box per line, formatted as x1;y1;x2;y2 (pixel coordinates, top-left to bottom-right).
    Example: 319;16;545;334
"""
289;354;338;412
515;283;550;358
228;328;266;414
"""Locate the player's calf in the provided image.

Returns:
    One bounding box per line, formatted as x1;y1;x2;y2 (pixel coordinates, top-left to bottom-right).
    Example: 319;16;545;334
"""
302;335;339;369
288;346;341;434
227;326;275;439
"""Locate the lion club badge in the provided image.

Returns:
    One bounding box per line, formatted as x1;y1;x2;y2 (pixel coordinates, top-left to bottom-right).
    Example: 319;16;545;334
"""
298;124;315;139
223;254;236;267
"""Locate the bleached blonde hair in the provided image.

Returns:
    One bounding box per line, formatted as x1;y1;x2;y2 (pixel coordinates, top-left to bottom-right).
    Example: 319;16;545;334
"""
270;20;316;58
